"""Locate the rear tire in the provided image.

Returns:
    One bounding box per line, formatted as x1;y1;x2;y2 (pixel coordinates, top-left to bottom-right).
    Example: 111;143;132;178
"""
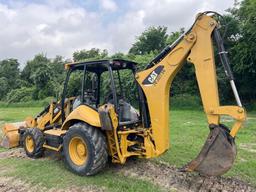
23;128;44;158
63;123;108;176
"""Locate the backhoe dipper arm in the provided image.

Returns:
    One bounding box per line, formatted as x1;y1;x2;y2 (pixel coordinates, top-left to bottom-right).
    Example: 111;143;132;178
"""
136;13;246;157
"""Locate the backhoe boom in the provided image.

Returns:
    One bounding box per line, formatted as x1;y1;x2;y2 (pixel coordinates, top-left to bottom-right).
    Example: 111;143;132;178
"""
136;13;246;175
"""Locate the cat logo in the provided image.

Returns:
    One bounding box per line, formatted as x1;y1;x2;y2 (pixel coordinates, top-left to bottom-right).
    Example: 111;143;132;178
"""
142;65;165;86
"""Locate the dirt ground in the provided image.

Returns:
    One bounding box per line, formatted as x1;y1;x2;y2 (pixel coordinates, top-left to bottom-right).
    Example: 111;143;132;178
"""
0;176;105;192
0;149;255;192
114;160;256;192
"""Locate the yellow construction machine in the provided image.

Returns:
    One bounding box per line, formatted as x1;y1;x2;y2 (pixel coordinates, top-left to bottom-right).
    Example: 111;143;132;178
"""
1;12;246;176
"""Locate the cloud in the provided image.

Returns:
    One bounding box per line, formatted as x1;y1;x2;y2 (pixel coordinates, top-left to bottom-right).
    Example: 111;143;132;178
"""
99;0;118;12
0;0;235;66
107;0;234;53
106;10;145;53
128;0;235;31
0;1;108;65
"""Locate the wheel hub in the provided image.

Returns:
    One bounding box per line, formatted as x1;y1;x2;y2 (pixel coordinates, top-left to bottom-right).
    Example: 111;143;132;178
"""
77;142;86;156
69;137;88;166
25;135;34;153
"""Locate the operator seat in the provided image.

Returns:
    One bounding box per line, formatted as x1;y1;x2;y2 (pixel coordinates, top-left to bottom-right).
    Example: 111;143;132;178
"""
118;100;139;123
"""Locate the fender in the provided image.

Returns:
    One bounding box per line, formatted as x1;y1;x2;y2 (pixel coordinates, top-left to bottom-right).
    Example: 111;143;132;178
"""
61;105;101;130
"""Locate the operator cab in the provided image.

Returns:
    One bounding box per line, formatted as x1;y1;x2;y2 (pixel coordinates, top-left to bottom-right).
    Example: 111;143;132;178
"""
62;59;140;125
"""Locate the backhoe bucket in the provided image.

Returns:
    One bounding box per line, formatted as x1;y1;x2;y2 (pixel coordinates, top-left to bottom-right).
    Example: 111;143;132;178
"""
181;124;236;176
0;122;27;148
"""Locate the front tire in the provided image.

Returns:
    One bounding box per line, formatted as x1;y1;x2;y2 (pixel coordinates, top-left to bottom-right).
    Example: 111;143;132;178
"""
23;128;44;158
63;123;108;176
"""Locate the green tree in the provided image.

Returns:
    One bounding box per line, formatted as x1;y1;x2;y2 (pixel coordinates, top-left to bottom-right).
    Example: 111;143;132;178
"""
0;77;8;99
0;59;21;100
129;26;168;55
20;54;66;100
131;52;156;70
50;55;65;76
6;86;35;103
110;52;127;60
224;0;256;103
166;28;184;45
73;48;108;62
0;59;20;88
21;54;51;84
49;55;66;98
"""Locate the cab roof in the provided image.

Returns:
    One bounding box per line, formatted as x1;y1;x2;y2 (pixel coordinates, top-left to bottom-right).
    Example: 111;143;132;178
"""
65;59;137;74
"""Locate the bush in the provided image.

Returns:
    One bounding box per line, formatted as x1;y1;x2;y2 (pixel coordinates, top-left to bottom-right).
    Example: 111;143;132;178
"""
0;77;9;99
6;87;36;103
243;101;256;111
170;94;202;110
0;97;53;108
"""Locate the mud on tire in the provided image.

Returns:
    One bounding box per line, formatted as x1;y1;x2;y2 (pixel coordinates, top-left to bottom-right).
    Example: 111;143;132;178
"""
63;123;108;176
23;128;45;158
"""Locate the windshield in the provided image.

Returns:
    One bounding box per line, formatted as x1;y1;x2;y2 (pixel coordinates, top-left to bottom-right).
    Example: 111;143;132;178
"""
65;67;99;109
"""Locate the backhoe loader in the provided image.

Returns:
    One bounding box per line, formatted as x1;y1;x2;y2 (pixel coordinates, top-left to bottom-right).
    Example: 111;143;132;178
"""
1;12;246;176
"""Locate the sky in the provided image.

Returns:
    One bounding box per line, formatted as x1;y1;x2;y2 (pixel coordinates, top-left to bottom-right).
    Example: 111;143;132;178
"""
0;0;235;66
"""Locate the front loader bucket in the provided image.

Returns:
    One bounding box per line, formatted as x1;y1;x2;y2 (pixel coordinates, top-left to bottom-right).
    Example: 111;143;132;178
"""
0;122;26;148
181;124;236;176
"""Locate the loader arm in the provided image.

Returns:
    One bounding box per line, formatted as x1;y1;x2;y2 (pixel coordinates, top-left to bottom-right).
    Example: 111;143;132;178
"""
136;13;246;175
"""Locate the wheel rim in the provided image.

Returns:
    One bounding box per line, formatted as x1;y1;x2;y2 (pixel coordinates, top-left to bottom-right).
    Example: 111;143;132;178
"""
69;136;88;166
25;135;34;153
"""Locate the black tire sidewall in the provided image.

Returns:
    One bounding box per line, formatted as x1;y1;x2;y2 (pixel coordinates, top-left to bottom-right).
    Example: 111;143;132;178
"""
23;128;44;158
24;131;36;156
63;125;95;175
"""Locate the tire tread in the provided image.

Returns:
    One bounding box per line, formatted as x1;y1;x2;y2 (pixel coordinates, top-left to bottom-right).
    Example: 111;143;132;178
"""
63;123;108;176
23;128;44;158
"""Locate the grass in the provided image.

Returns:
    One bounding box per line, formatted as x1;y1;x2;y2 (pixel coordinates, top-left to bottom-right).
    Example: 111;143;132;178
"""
157;110;256;185
0;97;53;108
0;107;42;122
0;147;7;152
0;158;162;192
0;107;255;190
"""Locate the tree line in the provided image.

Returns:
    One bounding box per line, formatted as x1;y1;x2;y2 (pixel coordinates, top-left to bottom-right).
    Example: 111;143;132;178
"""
0;0;255;108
